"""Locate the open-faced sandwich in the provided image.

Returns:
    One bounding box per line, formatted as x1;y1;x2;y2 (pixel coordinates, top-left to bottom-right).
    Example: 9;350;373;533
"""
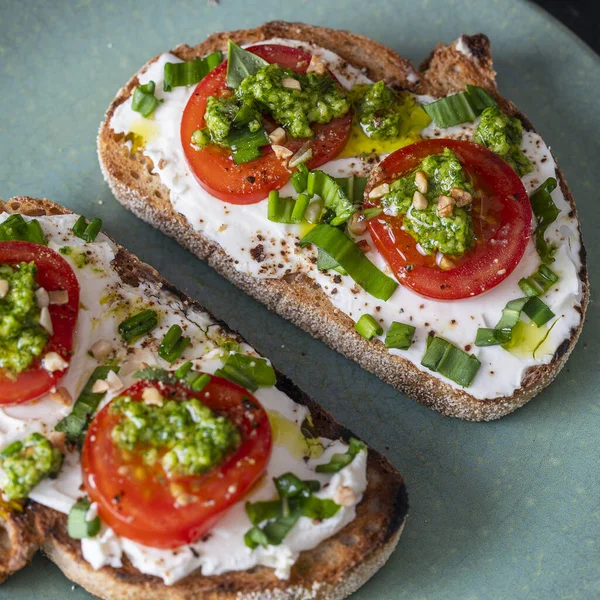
98;22;588;421
0;197;407;599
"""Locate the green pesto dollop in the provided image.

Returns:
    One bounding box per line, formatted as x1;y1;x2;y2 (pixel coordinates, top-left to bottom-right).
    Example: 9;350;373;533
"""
352;81;406;140
203;96;262;147
202;63;350;145
0;262;49;375
110;394;241;477
473;106;533;176
0;433;63;501
382;148;475;256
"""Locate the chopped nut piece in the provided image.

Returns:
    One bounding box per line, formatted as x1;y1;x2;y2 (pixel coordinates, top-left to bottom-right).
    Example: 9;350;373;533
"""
106;370;123;392
414;170;428;194
91;379;110;394
90;339;112;361
437;195;455;218
142;386;164;406
368;183;390;199
35;287;50;308
306;54;327;75
39;306;53;334
333;486;357;507
271;144;293;161
41;352;68;372
439;255;456;271
49;290;69;305
50;387;72;406
48;431;67;454
0;280;8;299
347;212;367;236
356;240;371;253
450;187;473;207
281;77;301;90
412;191;428;210
268;127;286;145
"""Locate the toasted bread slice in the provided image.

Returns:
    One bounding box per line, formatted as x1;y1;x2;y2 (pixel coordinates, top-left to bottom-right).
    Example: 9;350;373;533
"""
97;22;588;421
0;196;408;600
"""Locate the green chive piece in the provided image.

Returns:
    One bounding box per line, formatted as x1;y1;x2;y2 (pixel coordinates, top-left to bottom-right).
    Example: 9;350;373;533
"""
385;322;416;350
519;264;559;297
214;353;276;392
423;85;496;128
0;214;48;245
174;360;193;379
118;309;158;343
291;164;310;194
363;207;383;220
68;497;100;540
73;215;102;243
306;170;355;226
354;314;383;340
190;373;211;392
421;336;481;387
300;224;398;301
132;80;163;118
163;51;223;92
290;193;310;224
316;438;366;473
522;296;555;327
225;126;269;164
55;366;121;445
475;297;529;347
530;178;560;264
158;324;191;364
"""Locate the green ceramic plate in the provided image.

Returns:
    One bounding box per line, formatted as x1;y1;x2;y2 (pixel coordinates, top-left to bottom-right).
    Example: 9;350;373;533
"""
0;0;598;598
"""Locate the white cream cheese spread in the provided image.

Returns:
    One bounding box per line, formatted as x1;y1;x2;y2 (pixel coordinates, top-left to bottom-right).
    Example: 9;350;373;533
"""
108;38;583;401
0;213;367;584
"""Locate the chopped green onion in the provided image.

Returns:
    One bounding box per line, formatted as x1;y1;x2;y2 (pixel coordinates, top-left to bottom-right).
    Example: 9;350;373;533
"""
421;337;481;387
55;366;120;445
132;80;163;118
267;191;310;224
354;314;383;340
316;248;340;272
134;366;177;385
306;170;355;226
73;215;102;243
423;85;496;128
118;309;158;343
163;51;222;92
304;200;324;224
225;126;269;164
291;164;310;194
385;322;416;350
522;296;555;327
226;40;269;89
214;353;276;392
158;324;191;363
300;224;398;301
316;438;366;473
530;178;560;264
174;361;193;379
363;207;383;220
519;264;559;297
0;214;48;245
335;176;368;204
68;497;100;539
475;297;528;347
288;145;313;168
244;472;340;549
0;440;23;458
184;371;211;392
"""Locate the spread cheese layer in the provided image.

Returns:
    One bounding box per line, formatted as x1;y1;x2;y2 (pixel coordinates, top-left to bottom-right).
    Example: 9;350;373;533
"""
109;38;583;400
0;213;367;584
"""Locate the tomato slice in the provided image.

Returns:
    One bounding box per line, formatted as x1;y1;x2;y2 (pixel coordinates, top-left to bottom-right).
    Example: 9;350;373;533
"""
365;139;532;300
181;44;352;204
82;378;272;548
0;242;80;404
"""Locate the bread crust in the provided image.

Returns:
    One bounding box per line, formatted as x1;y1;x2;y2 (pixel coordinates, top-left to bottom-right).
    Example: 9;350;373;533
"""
97;21;588;423
0;196;408;599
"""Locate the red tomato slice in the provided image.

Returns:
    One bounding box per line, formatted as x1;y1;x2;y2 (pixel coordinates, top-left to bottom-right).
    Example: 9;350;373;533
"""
365;139;532;300
0;242;80;404
181;44;352;204
82;378;272;549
